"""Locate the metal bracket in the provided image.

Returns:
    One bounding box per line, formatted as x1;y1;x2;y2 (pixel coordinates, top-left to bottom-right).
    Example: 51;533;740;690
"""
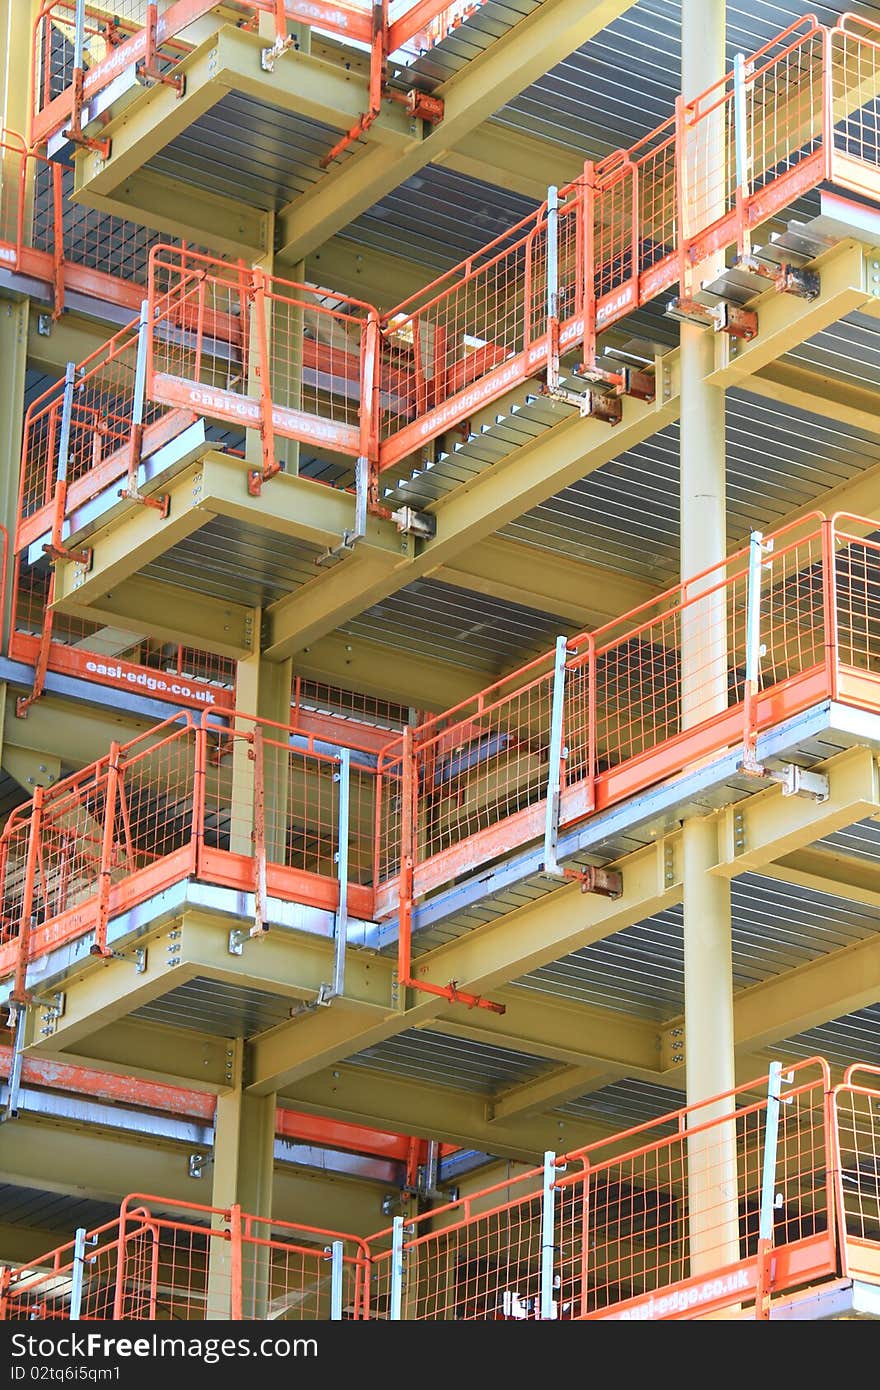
391;506;436;539
711;301;759;340
228;925;266;956
775;264;820;300
116;487;171;517
543;636;568;877
564;865;623;897
739;760;830;802
261;35;298;72
188;1151;212;1179
37;991;66;1038
91;945;146;972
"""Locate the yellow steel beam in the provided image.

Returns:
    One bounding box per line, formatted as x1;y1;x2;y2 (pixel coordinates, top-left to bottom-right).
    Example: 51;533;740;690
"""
762;845;880;911
436;536;659;628
487;1064;620;1124
27;308;114;375
265;372;682;660
1;746;61;793
713;747;880;877
432;989;662;1072
662;932;880;1064
294;630;486;710
440;123;583;201
709;241;880;388
55;574;257;661
79;169;269;262
282;1063;626;1162
748;360;880;442
2;689;155;766
39;1018;234;1091
0;1115;386;1239
275;0;634;261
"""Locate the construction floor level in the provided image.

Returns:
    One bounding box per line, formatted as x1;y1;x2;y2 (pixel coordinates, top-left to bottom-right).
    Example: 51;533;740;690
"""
1;0;880;1324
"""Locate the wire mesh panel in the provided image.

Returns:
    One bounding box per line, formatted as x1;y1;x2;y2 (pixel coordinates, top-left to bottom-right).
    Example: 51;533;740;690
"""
16;316;189;549
10;555;236;711
368;1166;546;1320
201;713;377;913
148;247;370;456
832;518;880;702
378;187;583;465
833;1070;880;1281
828;17;880;191
0;720;197;987
408;654;557;896
241;1216;368;1320
566;1059;834;1318
0;1219;123;1320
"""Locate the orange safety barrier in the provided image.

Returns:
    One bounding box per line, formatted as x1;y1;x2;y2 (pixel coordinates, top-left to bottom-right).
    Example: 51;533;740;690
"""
0;127;191;317
9;552;237;714
0;707;380;993
28;0;470;149
3;1059;879;1320
21;15;880;502
0;1195;370;1320
147;246;379;479
7;512;880;988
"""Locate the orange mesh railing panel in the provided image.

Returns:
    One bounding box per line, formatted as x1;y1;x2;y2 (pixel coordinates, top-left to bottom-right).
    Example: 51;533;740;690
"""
10;555;236;712
148;246;372;457
362;1059;838;1321
0;1218;127;1320
201;712;377;918
378;185;583;465
368;1165;547;1320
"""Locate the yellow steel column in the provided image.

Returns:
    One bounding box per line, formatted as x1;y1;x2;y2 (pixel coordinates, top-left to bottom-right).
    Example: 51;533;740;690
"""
209;1041;276;1318
0;300;27;649
680;0;739;1281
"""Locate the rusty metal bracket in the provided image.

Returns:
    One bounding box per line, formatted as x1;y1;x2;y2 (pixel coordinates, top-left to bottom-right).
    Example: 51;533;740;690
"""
136;3;185;94
712;301;759;340
247;461;282;496
563;865;623;898
116;487;170;517
774;263;820;300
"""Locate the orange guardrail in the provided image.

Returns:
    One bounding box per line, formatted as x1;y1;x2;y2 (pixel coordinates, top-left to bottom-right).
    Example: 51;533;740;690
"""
18;14;880;510
3;1058;878;1320
5;511;880;997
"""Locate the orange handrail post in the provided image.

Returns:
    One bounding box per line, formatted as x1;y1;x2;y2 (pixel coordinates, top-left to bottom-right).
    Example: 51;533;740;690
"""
397;726;505;1015
252;723;268;936
581;161;597;371
822;516;840;701
229;1205;243;1320
192;722;207;878
92;740;121;959
11;785;44;1006
360;308;383;512
51;161;65;319
247;268;279;496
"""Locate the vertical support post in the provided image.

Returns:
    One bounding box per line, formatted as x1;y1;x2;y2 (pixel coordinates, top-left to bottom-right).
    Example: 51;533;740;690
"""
330;1241;344;1321
360;310;381;510
51;161;65;319
72;0;85;71
582;161;597;371
545;185;560;392
397;724;415;991
51;362;76;555
754;1061;783;1320
247;268;278;493
228;1204;243;1321
251;724;267;937
741;529;765;772
732;53;751;259
543;636;568;877
126;299;150;495
682;814;738;1277
12;784;43;1006
3;1002;26;1120
822;518;840;702
389;1215;405;1320
93;741;121;958
540;1150;557;1320
332;747;351;1000
354;456;368;541
69;1227;87;1321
